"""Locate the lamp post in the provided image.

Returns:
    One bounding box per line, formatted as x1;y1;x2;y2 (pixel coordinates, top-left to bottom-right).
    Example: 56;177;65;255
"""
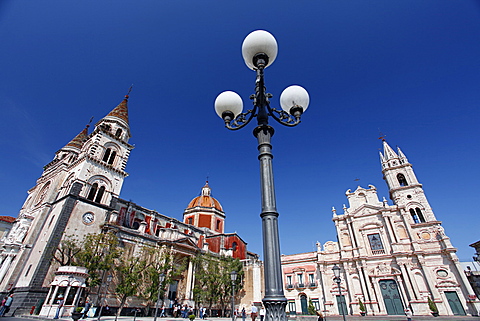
332;265;347;321
154;273;165;321
97;274;112;321
230;271;238;321
215;30;310;321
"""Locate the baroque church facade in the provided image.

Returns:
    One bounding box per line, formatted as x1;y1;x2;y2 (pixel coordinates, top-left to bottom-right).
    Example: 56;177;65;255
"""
281;141;479;317
0;95;262;315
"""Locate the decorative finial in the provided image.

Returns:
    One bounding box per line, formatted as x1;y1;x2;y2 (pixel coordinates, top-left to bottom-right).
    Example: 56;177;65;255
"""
125;84;133;99
87;116;94;128
378;129;386;141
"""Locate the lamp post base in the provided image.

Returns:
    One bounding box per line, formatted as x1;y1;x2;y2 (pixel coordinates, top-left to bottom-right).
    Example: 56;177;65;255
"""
263;298;287;321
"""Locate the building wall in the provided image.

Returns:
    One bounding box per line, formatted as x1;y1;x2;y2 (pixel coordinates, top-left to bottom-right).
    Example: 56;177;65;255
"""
281;142;480;317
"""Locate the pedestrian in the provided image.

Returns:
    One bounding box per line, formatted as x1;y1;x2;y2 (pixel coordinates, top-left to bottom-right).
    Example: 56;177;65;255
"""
405;308;413;321
53;295;64;319
259;306;265;321
160;303;166;317
241;307;246;321
83;298;91;318
202;307;207;319
173;305;178;318
0;294;13;317
181;305;186;318
250;304;258;321
316;310;324;321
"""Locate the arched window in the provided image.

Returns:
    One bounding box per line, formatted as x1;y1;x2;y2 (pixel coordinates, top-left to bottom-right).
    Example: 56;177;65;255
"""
87;183;98;201
397;173;408;186
102;148;111;162
410;208;419;223
95;186;105;203
102;148;116;165
216;220;221;230
108;151;116;165
415;208;426;223
115;128;122;138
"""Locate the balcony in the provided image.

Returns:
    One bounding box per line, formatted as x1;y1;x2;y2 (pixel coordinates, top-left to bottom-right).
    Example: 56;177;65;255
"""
372;249;385;255
286;284;294;290
296;283;306;289
308;282;317;288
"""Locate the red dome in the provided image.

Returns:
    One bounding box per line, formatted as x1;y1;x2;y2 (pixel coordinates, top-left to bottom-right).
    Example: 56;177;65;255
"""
186;182;223;212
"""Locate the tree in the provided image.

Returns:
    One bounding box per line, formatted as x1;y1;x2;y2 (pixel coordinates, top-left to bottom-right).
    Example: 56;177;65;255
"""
358;298;366;314
75;232;121;288
115;251;148;318
52;234;82;266
139;246;187;315
308;299;316;315
192;253;244;316
52;231;120;288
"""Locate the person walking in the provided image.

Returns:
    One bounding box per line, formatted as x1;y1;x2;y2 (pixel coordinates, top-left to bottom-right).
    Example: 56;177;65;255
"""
0;294;13;317
83;298;91;318
53;295;64;319
241;307;246;321
202;307;207;319
405;308;413;321
250;304;257;321
259;306;265;321
160;304;166;317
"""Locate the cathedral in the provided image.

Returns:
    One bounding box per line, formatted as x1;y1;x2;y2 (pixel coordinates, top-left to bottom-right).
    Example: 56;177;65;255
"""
281;141;479;316
2;93;478;318
0;95;262;316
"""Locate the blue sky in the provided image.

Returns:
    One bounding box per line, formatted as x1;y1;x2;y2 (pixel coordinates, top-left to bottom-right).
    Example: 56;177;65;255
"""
1;1;479;262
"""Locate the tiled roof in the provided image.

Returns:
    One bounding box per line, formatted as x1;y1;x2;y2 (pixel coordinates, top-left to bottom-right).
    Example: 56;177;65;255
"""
106;95;129;125
0;216;16;223
65;126;89;150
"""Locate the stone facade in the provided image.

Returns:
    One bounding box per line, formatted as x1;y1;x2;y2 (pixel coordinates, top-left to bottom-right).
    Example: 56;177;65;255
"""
0;95;261;316
281;141;480;317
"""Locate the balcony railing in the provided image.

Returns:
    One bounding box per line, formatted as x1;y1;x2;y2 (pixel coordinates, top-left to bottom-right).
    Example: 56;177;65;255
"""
286;284;294;290
308;282;317;288
372;249;385;255
296;283;305;289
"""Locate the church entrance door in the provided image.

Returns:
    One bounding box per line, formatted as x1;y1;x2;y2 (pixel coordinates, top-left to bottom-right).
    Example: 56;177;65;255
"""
379;279;404;315
300;295;308;314
445;291;466;315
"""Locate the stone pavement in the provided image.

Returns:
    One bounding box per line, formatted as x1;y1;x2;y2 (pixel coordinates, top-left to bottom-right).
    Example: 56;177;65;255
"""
18;315;480;321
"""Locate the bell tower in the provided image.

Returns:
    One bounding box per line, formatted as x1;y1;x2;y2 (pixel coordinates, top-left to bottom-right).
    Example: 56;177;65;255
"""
0;94;134;314
380;140;436;223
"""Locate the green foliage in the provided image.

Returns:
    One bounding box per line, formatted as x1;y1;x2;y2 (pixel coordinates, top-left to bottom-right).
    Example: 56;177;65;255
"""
75;307;83;313
140;247;187;306
53;232;120;288
308;299;316;315
75;232;120;287
358;299;366;312
189;314;196;320
428;297;438;313
52;235;82;266
192;253;244;314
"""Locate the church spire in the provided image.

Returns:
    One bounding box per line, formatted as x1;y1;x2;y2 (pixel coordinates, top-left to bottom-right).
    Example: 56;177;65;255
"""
104;95;130;127
95;92;132;142
381;140;398;161
61;124;89;152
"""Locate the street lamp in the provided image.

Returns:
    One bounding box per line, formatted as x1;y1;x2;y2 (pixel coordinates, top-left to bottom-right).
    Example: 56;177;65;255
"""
230;271;238;321
215;30;310;321
332;265;346;321
97;274;113;321
154;273;165;321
